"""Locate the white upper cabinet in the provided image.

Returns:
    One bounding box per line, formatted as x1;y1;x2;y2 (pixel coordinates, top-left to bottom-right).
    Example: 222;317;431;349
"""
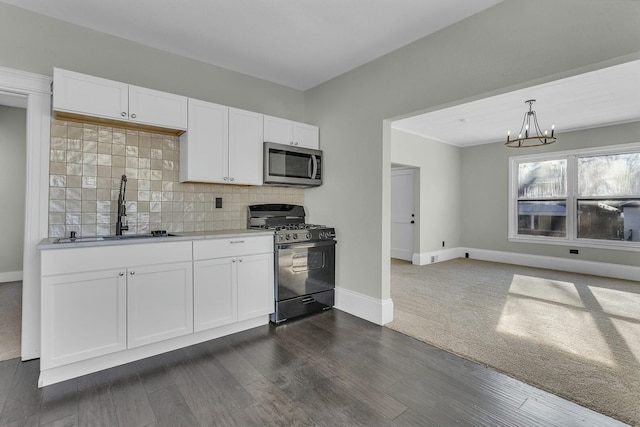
128;85;188;130
53;68;128;121
179;99;229;183
180;99;263;185
264;115;319;149
228;107;264;185
53;68;187;131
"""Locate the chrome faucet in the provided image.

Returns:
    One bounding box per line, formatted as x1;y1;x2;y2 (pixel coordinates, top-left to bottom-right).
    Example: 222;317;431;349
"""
115;174;129;235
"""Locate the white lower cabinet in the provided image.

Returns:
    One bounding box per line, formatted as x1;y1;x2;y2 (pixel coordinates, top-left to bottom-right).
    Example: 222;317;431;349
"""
127;262;193;348
39;235;273;386
194;258;236;331
237;254;275;321
41;268;127;369
193;236;274;332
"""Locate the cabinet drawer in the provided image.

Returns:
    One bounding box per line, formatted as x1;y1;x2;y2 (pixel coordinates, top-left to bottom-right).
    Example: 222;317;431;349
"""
194;236;273;260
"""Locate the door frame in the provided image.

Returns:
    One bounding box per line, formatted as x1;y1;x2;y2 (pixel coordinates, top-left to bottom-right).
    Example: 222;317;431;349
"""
0;66;51;360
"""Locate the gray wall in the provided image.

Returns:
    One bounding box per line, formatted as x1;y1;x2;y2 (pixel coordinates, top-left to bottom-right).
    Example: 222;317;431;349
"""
391;129;461;254
0;3;305;121
304;0;640;299
461;122;640;267
0;106;26;274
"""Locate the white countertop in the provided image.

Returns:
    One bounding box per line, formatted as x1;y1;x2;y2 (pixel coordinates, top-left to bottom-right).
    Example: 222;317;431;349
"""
37;229;274;250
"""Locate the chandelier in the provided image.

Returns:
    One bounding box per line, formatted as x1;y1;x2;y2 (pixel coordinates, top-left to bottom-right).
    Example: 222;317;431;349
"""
505;99;556;148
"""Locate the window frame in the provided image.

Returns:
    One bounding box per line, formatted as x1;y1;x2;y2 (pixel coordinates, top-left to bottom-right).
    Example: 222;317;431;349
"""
508;142;640;252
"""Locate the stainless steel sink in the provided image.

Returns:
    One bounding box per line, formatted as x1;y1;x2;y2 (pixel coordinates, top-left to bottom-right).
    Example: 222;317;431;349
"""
54;233;178;243
54;236;105;244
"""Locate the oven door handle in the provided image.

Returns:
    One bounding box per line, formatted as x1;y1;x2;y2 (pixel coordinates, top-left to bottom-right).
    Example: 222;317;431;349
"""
277;240;336;250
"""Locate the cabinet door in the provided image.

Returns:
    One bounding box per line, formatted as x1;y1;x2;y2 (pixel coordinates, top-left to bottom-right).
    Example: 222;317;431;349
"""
193;258;237;332
237;253;275;321
228;108;264;185
293;122;320;149
179;99;229;183
127;261;193;348
128;85;188;130
53;68;128;121
41;268;127;369
263;115;293;145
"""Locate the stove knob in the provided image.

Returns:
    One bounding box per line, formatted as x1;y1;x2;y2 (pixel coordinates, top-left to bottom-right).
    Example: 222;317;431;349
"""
293;233;298;240
286;234;291;240
306;232;311;240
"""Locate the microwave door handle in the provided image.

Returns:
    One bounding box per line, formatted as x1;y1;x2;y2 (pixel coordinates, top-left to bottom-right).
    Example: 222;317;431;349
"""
310;154;318;179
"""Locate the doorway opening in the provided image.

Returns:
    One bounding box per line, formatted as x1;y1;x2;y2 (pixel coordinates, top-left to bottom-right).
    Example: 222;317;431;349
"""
0;91;27;361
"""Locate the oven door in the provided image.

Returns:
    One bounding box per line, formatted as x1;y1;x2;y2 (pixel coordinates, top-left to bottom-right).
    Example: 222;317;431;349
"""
275;240;335;302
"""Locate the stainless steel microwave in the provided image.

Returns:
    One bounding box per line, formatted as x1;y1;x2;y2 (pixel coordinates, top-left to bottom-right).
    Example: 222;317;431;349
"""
263;142;322;187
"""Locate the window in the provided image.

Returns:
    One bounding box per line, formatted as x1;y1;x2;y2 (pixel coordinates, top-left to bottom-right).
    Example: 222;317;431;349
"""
509;143;640;250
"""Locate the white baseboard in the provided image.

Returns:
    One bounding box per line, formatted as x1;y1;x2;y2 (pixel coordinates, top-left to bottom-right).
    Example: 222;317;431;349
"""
413;248;462;266
0;271;23;283
334;286;394;325
462;248;640;282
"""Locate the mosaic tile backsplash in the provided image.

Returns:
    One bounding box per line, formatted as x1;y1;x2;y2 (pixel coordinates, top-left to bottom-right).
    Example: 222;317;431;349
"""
48;120;304;238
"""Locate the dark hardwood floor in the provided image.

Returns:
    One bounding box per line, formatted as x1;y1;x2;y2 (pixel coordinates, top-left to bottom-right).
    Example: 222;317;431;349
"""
0;310;628;426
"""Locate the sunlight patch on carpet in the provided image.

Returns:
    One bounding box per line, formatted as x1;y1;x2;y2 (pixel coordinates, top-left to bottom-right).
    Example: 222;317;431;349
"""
590;286;640;319
496;275;615;366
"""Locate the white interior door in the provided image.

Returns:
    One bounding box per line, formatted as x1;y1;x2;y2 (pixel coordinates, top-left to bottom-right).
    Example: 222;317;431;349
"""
391;168;415;261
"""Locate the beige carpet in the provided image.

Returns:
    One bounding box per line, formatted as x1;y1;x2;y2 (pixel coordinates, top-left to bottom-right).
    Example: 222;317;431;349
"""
387;258;640;426
0;281;21;361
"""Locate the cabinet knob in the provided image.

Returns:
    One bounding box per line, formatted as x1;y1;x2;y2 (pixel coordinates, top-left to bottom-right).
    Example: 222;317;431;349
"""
232;259;236;263
131;113;137;119
230;177;235;182
239;258;243;262
119;272;124;276
130;271;135;275
224;177;228;181
121;112;127;117
294;141;299;146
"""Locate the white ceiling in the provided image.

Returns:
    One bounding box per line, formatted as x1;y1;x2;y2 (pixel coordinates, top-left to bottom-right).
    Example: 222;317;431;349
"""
0;0;502;90
392;60;640;147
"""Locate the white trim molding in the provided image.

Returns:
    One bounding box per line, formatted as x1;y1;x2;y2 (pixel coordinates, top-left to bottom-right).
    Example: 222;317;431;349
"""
412;247;461;266
462;247;640;282
0;271;23;283
334;286;394;325
0;66;52;361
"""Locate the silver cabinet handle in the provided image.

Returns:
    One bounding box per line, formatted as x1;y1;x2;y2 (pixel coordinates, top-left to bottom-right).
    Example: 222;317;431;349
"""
239;258;243;262
223;177;228;181
131;113;136;119
129;271;135;275
121;112;127;117
295;141;299;145
232;259;236;263
229;240;244;244
230;177;235;182
119;272;124;276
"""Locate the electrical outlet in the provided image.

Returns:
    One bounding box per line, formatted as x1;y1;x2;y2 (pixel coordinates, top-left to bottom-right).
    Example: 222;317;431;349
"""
215;197;222;208
465;252;469;258
570;249;579;254
442;241;445;247
431;255;439;263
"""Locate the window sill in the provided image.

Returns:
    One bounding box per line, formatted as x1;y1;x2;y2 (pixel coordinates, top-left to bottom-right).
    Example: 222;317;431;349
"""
508;236;640;252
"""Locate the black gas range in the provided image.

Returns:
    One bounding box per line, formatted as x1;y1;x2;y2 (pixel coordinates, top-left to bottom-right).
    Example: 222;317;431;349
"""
248;204;336;323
